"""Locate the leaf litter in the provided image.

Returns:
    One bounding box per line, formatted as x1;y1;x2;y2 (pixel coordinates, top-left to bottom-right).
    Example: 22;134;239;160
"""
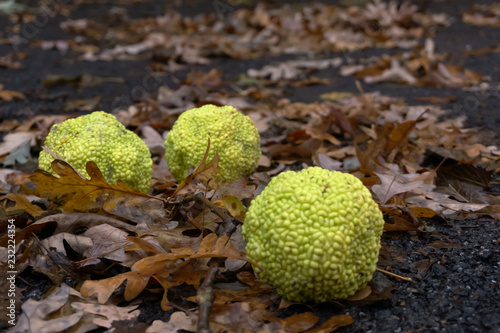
0;0;499;332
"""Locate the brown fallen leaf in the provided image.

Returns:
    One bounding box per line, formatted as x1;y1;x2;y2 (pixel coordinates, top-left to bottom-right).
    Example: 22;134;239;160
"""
348;273;396;306
8;284;90;333
29;159;162;212
0;119;19;131
475;204;500;220
146;312;195;333
222;195;247;221
405;191;488;219
409;206;437;218
345;39;483;88
383;214;421;232
320;91;354;101
372;169;425;205
437;163;492;189
306;314;354;333
6;193;46;217
312;152;343;171
81;224;146;267
169;139;221;199
426;240;462;249
0;89;25;101
70;302;140;329
205;271;279;311
266;138;322;160
0;115;71;160
346;285;372;301
463;45;500;56
280;312;319;332
211;178;257;201
209;302;282;332
380;206;422;232
378;245;409;267
463;4;500;27
40;232;93;257
364;58;417;85
80;233;252;308
0;53;23;69
416;95;457;103
0;212;139;250
411;258;438;279
140;125;165;155
247;58;341;83
43;73;125;88
64;96;102;112
185;68;223;88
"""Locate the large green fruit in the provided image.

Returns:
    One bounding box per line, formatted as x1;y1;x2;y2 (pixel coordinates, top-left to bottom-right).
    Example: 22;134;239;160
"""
242;167;384;302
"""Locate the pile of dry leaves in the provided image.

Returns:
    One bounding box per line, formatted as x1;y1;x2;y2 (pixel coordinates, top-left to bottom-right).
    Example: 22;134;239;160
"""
0;1;499;332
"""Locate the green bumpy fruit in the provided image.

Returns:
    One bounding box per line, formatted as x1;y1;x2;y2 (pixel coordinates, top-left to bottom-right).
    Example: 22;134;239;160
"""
242;167;384;302
38;111;153;193
164;104;261;183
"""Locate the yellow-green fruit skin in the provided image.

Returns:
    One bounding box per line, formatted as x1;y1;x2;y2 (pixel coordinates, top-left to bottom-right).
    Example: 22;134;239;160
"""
38;111;153;193
242;167;384;302
164;104;261;183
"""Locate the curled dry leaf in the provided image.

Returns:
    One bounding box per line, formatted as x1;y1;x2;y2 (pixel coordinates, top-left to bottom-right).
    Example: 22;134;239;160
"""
8;284;87;333
41;232;93;256
82;224;144;267
70;302;140;329
372;170;425;205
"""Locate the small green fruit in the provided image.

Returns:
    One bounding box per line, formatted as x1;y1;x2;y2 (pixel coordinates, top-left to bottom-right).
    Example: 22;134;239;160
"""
38;111;153;193
164;104;261;183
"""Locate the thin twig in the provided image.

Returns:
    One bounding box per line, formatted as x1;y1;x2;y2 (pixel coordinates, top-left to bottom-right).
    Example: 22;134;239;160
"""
194;192;238;333
376;267;414;282
196;257;223;333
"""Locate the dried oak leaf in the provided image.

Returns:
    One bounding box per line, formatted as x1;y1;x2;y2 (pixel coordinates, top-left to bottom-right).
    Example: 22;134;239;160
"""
29;159;161;212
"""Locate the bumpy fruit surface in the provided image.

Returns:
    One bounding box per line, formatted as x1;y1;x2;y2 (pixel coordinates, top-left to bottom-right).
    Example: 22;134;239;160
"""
39;111;153;193
242;167;384;302
164;104;261;183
